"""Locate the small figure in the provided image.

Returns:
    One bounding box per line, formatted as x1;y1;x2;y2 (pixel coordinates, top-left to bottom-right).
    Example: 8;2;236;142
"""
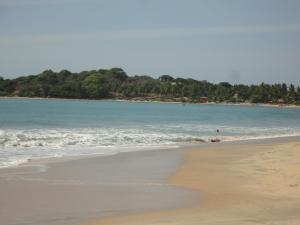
210;129;221;142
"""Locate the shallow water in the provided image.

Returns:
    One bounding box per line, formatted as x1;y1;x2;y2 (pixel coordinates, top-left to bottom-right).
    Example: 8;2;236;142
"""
1;98;300;167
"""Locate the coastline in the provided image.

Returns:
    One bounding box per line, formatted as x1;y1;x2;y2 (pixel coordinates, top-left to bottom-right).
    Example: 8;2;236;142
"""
0;148;196;225
1;96;300;109
2;97;300;169
82;137;300;225
1;135;300;170
1;137;300;225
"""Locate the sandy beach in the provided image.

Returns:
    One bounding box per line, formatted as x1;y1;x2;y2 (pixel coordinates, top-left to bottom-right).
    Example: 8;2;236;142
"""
1;138;300;225
1;97;300;109
2;1;300;225
83;138;300;225
0;149;195;225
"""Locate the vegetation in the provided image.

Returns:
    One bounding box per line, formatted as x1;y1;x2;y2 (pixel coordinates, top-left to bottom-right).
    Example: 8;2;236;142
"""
1;68;300;105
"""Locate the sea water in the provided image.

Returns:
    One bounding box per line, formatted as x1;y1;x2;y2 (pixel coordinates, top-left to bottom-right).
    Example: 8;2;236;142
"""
1;98;300;167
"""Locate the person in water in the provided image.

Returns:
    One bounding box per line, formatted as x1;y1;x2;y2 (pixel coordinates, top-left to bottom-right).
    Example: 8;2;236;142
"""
211;129;221;142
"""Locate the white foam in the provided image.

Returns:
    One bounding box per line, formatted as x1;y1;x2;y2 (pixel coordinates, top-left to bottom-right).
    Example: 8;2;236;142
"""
0;158;29;168
1;126;300;168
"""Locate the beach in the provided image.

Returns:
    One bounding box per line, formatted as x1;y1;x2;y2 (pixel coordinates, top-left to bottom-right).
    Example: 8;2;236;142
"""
0;138;299;225
2;1;300;224
0;148;195;225
82;137;300;225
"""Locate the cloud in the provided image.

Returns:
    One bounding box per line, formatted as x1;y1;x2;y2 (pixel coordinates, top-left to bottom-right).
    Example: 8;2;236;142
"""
1;24;300;44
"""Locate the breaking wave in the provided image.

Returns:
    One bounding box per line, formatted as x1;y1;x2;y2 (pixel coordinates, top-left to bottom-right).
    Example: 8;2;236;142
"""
1;126;300;168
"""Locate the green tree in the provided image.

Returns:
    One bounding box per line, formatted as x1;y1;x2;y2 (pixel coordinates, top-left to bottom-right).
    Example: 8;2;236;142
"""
82;75;109;98
159;75;175;82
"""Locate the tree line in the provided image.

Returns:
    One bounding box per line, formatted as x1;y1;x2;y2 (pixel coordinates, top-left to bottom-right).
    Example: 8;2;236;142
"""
0;68;299;104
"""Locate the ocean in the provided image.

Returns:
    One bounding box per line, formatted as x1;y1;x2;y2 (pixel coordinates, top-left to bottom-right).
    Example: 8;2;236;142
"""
0;98;300;168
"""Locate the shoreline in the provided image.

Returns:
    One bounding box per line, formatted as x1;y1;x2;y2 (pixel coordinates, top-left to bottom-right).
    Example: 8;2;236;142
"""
1;136;300;225
1;96;300;109
1;135;300;170
82;136;300;225
0;148;196;225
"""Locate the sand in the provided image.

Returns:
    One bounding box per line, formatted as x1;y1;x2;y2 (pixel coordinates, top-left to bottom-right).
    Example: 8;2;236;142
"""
1;138;299;225
0;149;194;225
83;139;300;225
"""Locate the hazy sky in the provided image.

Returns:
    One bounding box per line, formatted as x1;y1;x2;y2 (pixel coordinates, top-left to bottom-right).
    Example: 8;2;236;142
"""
1;0;300;84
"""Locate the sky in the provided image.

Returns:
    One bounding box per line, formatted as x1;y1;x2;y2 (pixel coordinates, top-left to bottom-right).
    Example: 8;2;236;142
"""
0;0;300;85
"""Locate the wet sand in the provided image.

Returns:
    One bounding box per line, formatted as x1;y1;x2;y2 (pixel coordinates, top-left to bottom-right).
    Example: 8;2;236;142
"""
0;149;195;225
1;138;300;225
83;138;300;225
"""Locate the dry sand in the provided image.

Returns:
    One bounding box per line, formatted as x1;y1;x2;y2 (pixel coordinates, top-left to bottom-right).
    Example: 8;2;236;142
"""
83;139;300;225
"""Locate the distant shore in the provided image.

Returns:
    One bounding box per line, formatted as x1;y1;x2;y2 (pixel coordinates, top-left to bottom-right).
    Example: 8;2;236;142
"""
1;96;300;109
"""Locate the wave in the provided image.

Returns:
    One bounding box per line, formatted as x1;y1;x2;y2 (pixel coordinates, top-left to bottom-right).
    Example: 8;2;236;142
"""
0;126;300;168
0;128;203;149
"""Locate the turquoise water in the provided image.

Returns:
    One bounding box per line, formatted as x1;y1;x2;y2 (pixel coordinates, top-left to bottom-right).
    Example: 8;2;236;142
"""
1;98;300;167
